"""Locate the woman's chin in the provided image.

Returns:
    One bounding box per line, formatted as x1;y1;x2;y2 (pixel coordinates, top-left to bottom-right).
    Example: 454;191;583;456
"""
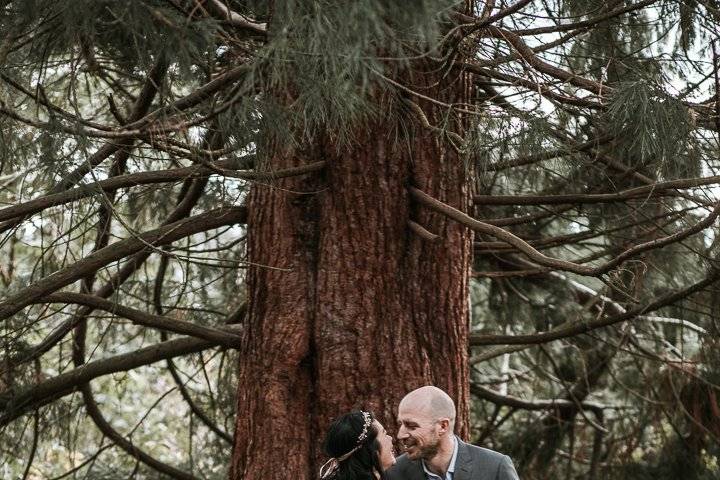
382;457;396;470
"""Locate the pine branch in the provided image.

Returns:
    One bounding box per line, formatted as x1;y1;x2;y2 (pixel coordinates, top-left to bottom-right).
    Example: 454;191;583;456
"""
469;268;719;355
485;26;608;96
38;292;242;347
411;187;593;274
473;174;720;205
471;29;592;70
0;333;231;426
412;186;720;276
514;0;660;36
52;52;170;192
122;63;252;132
154;252;234;444
475;208;692;253
483;135;613;171
0;206;247;322
465;62;603;108
470;383;605;415
0;158;321;224
453;0;534;34
486;206;575;227
203;0;267;36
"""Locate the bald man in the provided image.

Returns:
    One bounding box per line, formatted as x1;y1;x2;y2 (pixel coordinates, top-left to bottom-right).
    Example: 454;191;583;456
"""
386;386;519;480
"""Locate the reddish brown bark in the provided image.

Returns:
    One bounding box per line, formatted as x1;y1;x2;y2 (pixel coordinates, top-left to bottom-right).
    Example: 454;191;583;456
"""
231;70;473;479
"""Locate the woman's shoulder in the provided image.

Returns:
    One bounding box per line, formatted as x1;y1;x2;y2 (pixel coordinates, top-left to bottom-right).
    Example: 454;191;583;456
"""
384;454;417;479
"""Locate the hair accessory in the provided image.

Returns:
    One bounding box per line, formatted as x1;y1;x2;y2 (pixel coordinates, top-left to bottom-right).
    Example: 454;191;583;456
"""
356;411;372;444
319;411;373;479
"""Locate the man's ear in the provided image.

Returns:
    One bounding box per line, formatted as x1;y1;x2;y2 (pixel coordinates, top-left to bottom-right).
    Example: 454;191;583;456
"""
438;418;450;435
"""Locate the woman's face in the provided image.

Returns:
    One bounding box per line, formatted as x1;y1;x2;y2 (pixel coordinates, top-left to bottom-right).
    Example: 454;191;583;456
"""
374;420;396;471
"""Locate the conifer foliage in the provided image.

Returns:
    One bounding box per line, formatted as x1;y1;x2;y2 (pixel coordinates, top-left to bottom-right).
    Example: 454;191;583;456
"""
0;1;719;478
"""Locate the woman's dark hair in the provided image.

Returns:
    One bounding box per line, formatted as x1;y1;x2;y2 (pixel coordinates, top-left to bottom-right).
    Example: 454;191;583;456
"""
322;411;387;480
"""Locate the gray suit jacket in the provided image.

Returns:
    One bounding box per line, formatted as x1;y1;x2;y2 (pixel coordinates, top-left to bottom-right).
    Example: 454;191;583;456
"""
385;438;519;480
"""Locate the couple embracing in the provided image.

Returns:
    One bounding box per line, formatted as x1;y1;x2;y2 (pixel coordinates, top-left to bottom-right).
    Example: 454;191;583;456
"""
320;386;519;480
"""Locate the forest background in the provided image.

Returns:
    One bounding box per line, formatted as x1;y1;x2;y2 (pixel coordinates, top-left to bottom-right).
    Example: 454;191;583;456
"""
0;0;719;479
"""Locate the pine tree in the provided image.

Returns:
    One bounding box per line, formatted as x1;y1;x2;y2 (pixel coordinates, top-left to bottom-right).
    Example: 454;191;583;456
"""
0;1;718;479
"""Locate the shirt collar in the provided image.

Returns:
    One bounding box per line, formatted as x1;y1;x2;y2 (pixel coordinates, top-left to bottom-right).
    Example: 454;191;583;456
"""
421;435;458;479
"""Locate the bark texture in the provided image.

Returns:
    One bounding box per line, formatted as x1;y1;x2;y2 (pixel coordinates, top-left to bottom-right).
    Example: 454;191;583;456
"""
231;68;473;479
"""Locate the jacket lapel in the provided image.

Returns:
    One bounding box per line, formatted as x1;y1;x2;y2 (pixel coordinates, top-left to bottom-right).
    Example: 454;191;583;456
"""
407;458;426;480
452;439;474;480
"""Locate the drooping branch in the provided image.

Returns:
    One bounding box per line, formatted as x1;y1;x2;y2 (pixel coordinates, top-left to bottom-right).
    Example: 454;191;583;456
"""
9;174;212;367
0;206;247;321
20;405;39;480
65;125;220;376
412;187;720;277
80;383;199;480
470;383;605;416
0;334;230;426
469;267;719;353
66;154;205;480
473;174;720;205
36;292;242;347
154;252;234;444
0;159;323;224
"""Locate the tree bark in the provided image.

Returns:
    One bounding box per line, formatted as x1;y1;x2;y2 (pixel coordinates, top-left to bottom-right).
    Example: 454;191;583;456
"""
230;70;473;479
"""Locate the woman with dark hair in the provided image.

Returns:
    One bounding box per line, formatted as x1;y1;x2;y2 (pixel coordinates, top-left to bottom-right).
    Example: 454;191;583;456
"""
320;410;396;480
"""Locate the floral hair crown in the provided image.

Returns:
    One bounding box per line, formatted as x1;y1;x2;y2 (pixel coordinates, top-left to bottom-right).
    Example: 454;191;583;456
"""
319;411;373;479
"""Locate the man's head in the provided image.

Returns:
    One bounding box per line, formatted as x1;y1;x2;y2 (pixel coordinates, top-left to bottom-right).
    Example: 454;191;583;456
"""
396;386;456;461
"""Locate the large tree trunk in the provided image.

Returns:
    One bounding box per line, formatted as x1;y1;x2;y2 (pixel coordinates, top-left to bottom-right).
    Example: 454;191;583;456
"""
230;69;473;479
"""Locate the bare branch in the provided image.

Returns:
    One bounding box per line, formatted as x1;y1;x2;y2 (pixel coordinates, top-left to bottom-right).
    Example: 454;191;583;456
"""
484;26;608;96
204;0;267;35
408;220;441;242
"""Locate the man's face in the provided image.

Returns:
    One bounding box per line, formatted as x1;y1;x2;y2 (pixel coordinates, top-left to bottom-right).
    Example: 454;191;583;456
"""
396;401;441;461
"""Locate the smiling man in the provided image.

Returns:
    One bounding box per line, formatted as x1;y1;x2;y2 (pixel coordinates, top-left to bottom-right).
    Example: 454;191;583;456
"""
386;386;519;480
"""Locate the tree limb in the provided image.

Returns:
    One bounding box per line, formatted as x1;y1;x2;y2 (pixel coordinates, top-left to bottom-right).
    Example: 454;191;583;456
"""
0;159;322;224
470;383;605;416
37;292;242;347
0;206;247;321
412;186;720;277
469;267;719;356
0;334;232;426
473;173;720;205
